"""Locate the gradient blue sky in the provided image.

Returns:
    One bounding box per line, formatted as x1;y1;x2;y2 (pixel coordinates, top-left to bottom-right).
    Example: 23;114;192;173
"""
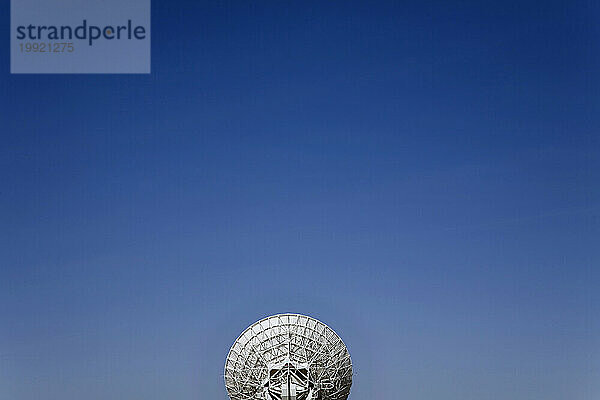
1;1;599;399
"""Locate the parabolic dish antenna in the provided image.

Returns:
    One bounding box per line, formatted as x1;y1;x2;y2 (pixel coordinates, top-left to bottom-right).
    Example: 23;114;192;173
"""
224;314;352;400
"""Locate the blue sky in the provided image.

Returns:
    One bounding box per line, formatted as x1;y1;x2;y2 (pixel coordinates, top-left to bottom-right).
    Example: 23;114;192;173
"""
1;1;599;399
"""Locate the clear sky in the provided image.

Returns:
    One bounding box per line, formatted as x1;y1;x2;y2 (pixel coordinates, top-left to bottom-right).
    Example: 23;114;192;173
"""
1;1;599;399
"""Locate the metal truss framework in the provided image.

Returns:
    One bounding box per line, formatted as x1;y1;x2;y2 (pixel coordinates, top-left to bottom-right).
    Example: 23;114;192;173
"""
225;314;352;400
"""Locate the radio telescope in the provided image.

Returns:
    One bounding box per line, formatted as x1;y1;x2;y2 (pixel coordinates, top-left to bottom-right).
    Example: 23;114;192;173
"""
224;314;352;400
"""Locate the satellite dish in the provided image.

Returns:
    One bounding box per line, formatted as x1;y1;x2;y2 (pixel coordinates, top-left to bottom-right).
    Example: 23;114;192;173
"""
224;314;353;400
